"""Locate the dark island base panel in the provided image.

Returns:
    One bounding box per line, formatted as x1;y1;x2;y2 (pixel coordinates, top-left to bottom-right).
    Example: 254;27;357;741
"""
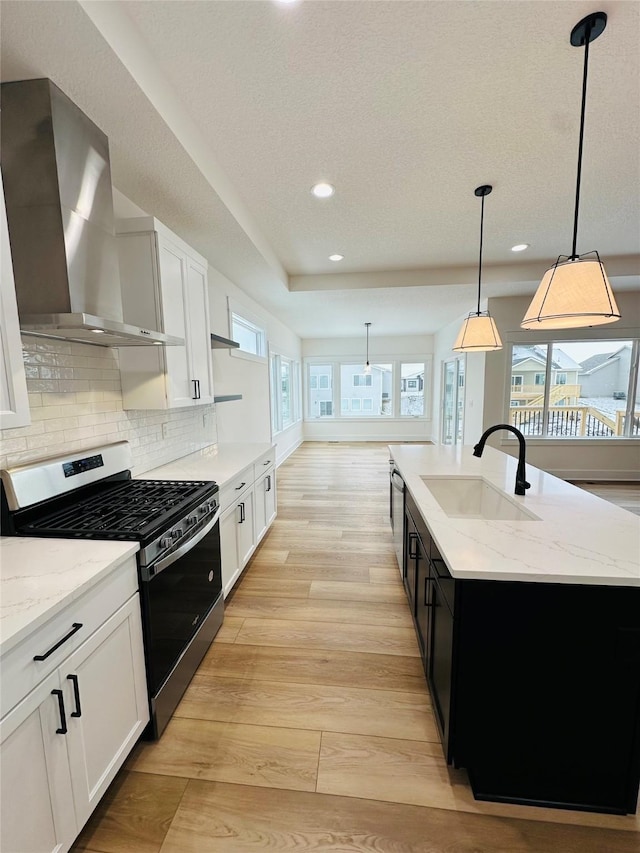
454;580;640;815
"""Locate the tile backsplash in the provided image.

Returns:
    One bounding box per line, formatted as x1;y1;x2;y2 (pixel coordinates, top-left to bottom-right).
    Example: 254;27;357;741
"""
0;337;218;475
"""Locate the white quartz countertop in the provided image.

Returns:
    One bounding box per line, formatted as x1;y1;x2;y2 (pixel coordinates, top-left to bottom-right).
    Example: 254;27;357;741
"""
0;537;139;655
390;444;640;587
140;442;274;487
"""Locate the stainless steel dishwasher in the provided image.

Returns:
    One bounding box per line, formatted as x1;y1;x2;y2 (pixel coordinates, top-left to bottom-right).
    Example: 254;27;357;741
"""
389;461;405;576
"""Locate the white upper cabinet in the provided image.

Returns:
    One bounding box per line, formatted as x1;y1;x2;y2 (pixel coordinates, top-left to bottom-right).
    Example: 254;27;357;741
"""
0;170;30;430
116;217;214;410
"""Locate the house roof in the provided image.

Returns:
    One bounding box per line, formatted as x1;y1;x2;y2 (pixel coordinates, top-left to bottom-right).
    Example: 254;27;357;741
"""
579;344;632;375
512;345;581;372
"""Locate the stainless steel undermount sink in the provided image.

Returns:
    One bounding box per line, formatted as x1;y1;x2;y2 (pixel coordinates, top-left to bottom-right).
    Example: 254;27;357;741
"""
420;476;540;521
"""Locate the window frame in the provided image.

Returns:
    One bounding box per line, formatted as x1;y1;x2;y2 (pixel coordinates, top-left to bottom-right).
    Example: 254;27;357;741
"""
228;298;268;363
504;337;639;440
269;348;301;436
304;357;431;421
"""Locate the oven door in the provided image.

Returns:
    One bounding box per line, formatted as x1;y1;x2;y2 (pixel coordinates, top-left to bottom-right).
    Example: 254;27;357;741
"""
390;468;405;576
140;510;222;699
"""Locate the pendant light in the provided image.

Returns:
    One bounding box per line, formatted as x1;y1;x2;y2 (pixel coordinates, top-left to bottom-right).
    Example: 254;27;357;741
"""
521;12;620;330
363;322;372;374
453;185;502;352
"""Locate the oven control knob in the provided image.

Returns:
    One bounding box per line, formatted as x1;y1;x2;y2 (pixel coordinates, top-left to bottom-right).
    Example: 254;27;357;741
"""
188;515;198;526
159;536;172;550
198;505;208;516
172;528;183;541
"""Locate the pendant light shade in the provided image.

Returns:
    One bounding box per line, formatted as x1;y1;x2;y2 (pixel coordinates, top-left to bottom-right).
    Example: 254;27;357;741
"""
453;185;502;353
363;322;372;374
521;252;619;329
522;12;621;330
453;313;502;351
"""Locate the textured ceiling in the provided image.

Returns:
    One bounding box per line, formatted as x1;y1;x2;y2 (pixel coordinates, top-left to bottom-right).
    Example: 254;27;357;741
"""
1;0;639;338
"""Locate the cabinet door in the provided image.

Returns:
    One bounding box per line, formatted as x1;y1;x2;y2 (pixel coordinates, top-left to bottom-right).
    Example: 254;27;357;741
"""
254;468;276;543
404;513;418;616
185;257;214;404
237;487;256;568
0;670;77;853
220;502;242;598
426;566;455;761
414;534;429;661
156;236;193;408
0;171;30;430
64;595;149;825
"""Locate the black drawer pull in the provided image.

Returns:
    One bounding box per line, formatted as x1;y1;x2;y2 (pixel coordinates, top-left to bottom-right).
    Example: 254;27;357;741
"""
51;689;67;734
34;623;83;661
67;674;82;718
266;474;271;492
263;460;271;465
239;502;245;523
408;532;418;560
235;482;246;490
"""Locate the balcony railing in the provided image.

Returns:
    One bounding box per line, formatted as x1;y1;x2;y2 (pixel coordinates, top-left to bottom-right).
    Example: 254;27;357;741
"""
509;405;640;437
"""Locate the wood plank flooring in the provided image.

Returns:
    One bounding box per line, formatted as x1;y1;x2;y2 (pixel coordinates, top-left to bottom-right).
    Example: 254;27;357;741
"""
570;480;640;515
72;442;639;853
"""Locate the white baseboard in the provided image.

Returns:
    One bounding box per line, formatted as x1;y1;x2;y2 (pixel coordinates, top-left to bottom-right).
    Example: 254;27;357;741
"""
276;438;303;467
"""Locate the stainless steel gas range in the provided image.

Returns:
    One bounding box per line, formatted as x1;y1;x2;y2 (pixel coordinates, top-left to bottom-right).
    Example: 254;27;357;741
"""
0;441;223;738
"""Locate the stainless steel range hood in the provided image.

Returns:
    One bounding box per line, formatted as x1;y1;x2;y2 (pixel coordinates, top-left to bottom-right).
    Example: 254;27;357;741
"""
0;78;183;347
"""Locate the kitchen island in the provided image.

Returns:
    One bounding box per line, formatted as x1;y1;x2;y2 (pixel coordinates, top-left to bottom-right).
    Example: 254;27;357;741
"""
389;443;640;816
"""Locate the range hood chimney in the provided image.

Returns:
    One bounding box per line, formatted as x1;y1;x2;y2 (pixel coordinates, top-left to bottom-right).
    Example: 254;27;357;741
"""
0;78;183;347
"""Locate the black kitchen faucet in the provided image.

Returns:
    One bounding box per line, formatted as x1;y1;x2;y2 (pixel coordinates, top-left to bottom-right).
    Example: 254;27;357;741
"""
473;424;531;496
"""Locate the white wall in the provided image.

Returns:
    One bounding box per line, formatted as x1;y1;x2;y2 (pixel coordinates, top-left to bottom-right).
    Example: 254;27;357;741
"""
302;335;434;442
207;267;303;465
482;291;640;480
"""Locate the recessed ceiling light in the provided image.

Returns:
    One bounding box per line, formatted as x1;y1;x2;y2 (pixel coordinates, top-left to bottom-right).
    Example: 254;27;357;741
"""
511;243;530;252
329;254;344;262
311;182;335;199
90;329;105;334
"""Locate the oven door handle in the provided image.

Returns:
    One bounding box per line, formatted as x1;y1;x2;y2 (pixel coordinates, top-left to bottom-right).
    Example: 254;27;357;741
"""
391;470;404;491
146;509;220;580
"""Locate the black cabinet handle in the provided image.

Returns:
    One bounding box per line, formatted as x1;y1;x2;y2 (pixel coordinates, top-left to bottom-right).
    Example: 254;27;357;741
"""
408;532;418;560
424;576;433;607
192;379;201;400
235;482;246;491
263;460;271;466
266;474;271;492
51;689;67;734
34;623;82;661
196;379;201;399
239;502;245;523
67;674;82;718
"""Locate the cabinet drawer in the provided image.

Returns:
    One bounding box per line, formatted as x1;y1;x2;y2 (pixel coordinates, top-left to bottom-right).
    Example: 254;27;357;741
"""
219;466;253;512
430;540;455;614
253;451;275;482
0;557;138;718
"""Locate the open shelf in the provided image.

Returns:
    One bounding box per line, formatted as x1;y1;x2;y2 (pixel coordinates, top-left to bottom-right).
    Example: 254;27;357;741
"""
210;333;240;349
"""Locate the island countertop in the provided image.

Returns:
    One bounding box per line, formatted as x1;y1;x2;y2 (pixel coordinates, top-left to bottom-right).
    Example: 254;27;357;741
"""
389;443;639;586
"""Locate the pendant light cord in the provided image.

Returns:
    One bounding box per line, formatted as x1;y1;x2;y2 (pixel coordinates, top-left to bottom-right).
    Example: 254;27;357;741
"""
572;20;592;260
476;193;485;316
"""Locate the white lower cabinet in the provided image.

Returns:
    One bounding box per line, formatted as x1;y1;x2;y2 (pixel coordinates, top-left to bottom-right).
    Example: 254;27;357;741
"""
219;448;278;598
220;484;255;597
0;592;149;853
255;467;276;542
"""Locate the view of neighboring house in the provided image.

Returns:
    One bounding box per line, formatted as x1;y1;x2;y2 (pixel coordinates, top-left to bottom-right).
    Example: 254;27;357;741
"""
308;363;392;417
509;342;638;437
578;344;633;399
400;368;425;417
510;345;581;408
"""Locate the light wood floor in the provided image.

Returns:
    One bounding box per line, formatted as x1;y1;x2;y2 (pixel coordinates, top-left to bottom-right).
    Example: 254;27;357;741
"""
72;443;639;853
570;481;640;516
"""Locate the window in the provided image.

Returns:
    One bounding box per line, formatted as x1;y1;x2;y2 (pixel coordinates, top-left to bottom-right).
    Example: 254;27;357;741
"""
229;300;267;361
507;339;639;438
353;374;372;387
270;351;300;435
306;359;429;420
401;363;425;417
309;364;333;418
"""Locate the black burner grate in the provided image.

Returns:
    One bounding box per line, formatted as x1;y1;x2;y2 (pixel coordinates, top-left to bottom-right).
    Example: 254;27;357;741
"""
20;479;216;542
